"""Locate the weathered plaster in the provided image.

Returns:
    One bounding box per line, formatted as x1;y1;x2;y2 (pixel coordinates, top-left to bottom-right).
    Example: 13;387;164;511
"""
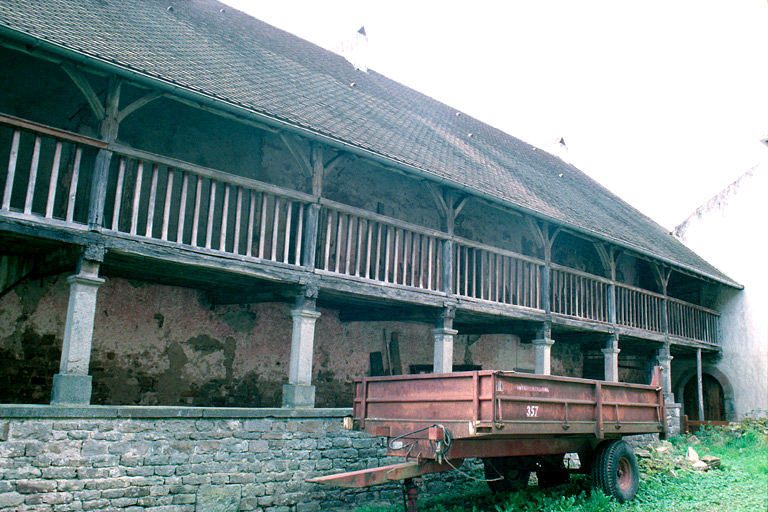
674;163;768;418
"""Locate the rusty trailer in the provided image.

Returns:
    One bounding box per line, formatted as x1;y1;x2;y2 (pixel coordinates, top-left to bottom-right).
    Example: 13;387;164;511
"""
310;368;666;508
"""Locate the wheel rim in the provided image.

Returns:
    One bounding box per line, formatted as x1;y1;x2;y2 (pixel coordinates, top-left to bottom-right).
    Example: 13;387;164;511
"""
616;457;632;491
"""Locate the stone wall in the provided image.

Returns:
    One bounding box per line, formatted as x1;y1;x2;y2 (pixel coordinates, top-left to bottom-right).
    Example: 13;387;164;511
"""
0;406;481;512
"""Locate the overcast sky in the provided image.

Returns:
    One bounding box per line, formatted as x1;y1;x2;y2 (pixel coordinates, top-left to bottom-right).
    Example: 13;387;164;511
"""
223;0;768;230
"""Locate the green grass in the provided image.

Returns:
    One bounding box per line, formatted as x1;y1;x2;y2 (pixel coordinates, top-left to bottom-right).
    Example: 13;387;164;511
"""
355;418;768;512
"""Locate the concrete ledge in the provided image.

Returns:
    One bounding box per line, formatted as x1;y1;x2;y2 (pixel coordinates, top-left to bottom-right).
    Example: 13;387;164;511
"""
0;404;352;419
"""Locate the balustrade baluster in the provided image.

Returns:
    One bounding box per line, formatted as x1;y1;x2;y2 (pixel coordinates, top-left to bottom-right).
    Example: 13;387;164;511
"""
246;190;256;256
294;202;303;265
177;172;189;243
2;129;20;210
45;141;63;219
233;187;243;255
161;169;174;241
191;175;201;246
283;200;292;263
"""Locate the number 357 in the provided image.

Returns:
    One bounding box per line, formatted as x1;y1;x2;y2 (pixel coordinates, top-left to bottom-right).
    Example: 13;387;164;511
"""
526;405;539;417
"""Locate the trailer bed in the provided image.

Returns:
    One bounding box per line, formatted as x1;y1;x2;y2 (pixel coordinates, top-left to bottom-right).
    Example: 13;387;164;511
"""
350;369;664;459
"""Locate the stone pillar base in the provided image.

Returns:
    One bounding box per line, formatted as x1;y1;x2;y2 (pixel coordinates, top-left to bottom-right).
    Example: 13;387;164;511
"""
665;402;682;437
282;384;316;408
532;337;555;375
51;373;92;405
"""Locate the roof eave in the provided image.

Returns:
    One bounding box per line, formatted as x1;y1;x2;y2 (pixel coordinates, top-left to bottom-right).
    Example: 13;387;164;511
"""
0;25;743;290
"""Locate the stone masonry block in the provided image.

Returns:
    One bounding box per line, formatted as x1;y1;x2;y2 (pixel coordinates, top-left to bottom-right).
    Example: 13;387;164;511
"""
0;492;24;509
16;479;57;493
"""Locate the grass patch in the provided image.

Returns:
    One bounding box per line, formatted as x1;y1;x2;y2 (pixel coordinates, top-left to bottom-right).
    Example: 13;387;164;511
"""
354;417;768;512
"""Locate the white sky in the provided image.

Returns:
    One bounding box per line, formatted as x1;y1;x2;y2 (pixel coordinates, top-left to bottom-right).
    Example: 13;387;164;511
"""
223;0;768;230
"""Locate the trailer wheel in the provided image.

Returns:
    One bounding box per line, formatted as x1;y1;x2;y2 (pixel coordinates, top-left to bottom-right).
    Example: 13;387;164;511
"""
591;440;639;502
483;457;531;493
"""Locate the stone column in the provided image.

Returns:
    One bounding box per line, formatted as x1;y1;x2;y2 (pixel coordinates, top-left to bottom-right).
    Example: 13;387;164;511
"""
51;257;104;405
432;306;456;373
602;334;620;382
532;323;555;375
656;347;674;398
283;287;320;408
656;345;681;436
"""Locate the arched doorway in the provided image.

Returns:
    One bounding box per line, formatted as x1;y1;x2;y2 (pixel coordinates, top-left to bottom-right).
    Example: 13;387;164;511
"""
683;374;725;421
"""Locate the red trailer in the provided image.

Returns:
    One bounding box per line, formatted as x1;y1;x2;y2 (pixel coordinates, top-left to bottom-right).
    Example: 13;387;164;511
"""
310;368;666;509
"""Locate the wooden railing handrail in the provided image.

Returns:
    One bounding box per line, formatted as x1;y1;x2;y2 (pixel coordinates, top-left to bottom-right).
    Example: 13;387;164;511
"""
550;262;612;285
615;281;719;317
319;198;449;240
109;143;316;204
0;112;108;149
665;295;720;316
614;281;666;300
452;236;545;267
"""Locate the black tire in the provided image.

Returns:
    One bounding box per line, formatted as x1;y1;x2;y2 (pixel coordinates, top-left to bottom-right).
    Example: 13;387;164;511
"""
591;440;639;502
483;457;531;494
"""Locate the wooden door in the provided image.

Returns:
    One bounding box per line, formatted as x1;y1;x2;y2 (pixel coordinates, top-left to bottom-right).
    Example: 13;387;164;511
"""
684;374;725;421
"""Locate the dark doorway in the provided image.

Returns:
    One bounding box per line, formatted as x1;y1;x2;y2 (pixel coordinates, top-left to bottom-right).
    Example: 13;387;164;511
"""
684;374;725;421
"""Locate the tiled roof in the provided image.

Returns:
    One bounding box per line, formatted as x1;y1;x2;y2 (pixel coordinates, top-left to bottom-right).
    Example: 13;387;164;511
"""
0;0;738;286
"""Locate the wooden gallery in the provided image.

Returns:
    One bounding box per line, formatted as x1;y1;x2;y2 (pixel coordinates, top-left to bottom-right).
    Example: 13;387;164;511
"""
0;1;745;511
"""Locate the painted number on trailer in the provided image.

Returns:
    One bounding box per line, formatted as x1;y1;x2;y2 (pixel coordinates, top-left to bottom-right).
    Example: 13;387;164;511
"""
526;405;539;417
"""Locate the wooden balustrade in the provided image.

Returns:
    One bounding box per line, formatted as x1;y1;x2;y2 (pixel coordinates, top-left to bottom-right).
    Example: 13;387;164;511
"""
452;240;542;309
103;145;312;266
615;284;665;333
667;297;719;345
550;265;611;322
0;113;721;345
0;114;103;226
316;200;444;291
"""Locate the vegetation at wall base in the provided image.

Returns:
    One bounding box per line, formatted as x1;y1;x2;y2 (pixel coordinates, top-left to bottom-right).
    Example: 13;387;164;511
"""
354;416;768;512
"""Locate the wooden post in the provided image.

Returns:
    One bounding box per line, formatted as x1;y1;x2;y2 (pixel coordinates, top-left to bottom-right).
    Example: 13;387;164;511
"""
301;144;324;269
696;348;705;421
88;77;121;230
426;184;468;295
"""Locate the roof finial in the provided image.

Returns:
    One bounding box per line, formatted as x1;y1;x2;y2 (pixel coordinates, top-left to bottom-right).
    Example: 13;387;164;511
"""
335;25;369;72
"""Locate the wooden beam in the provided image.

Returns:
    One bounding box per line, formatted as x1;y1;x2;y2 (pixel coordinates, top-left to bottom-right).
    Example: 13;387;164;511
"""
62;65;105;120
280;133;312;176
425;182;448;217
116;90;163;123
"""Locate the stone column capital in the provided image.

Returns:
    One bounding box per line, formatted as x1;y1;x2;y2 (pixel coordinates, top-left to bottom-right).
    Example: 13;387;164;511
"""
532;337;555;347
66;274;105;287
290;308;321;320
431;327;458;337
601;347;621;356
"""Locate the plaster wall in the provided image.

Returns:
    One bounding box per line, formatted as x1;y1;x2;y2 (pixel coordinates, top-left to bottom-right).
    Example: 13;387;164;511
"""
674;164;768;418
0;274;584;407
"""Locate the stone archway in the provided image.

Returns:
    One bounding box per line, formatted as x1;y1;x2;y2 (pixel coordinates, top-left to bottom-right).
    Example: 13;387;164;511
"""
683;373;726;421
674;365;736;421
